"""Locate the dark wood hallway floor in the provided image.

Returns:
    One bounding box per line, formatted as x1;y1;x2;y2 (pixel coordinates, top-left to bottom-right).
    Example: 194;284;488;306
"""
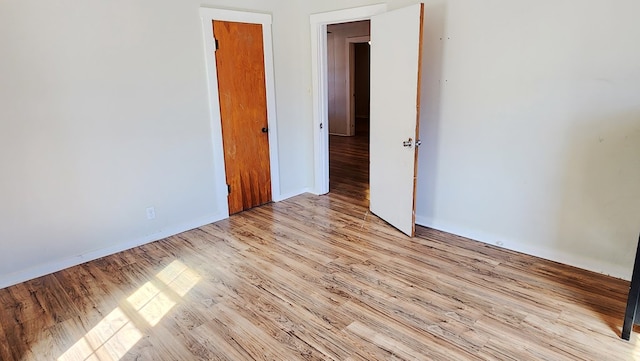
1;125;639;360
329;127;370;204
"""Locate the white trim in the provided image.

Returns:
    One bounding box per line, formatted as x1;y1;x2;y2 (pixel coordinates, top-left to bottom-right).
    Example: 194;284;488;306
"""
0;213;227;289
345;35;370;137
310;4;387;195
310;4;386;24
310;19;329;195
273;187;312;202
199;8;281;205
415;216;631;281
261;23;281;201
199;8;272;24
200;11;229;218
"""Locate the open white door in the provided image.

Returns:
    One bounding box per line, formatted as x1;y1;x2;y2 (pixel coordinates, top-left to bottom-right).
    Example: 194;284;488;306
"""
369;3;424;237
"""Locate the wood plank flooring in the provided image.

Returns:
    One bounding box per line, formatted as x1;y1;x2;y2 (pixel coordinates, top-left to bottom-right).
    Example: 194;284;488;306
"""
329;119;369;202
1;132;639;360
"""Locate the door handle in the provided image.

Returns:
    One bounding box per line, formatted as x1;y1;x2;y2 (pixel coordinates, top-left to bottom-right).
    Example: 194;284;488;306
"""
261;127;268;133
403;138;413;148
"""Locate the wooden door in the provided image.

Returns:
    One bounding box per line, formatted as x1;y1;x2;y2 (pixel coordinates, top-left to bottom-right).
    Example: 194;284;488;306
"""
369;4;424;236
213;20;272;214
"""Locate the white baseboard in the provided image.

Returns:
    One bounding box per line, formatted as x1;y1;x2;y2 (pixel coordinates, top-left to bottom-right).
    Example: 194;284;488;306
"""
0;212;228;289
273;188;312;202
7;209;625;290
415;215;630;281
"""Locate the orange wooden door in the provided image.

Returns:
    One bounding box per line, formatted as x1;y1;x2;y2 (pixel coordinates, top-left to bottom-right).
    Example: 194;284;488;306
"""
213;20;272;214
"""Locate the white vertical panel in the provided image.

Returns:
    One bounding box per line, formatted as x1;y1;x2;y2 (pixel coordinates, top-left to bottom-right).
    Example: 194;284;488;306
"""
369;4;423;236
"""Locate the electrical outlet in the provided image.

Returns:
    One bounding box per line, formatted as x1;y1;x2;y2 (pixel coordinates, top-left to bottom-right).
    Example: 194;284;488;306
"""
146;207;156;220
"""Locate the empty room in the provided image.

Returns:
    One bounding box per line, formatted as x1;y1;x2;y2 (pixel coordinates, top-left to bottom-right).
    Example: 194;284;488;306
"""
1;0;640;360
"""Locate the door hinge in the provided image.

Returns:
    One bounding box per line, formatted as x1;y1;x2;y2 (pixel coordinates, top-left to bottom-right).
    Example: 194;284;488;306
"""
215;38;219;51
227;184;231;194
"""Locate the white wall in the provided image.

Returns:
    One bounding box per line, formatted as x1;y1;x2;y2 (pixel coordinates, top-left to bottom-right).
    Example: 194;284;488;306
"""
0;0;313;288
2;0;639;288
308;0;640;280
269;0;315;195
416;0;640;279
327;21;370;136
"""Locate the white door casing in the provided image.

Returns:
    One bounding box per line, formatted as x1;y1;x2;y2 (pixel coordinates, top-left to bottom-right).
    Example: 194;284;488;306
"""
199;8;281;218
310;4;387;195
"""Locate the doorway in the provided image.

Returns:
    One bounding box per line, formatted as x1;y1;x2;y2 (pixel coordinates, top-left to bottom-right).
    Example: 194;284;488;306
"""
311;4;424;237
199;8;282;219
327;21;371;203
351;42;371;136
310;4;386;196
213;20;272;214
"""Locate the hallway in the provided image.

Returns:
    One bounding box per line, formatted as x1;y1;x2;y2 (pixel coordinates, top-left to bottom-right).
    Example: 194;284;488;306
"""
329;117;370;205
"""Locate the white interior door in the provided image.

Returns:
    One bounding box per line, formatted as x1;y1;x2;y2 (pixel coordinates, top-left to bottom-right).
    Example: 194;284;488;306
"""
369;3;424;237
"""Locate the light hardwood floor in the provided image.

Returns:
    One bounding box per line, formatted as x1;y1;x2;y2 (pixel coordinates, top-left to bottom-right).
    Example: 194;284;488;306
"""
1;131;639;360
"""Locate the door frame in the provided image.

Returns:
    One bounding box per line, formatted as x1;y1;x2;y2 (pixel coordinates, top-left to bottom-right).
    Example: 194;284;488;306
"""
346;35;371;137
310;4;387;195
199;8;281;216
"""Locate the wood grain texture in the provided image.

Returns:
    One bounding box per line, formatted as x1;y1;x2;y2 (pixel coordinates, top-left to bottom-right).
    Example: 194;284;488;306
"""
330;132;369;204
213;20;271;214
1;134;639;360
411;3;424;237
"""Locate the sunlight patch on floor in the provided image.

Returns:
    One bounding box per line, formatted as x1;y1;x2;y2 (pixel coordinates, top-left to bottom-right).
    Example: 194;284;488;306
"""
128;281;175;327
57;260;200;361
57;307;142;361
157;259;201;297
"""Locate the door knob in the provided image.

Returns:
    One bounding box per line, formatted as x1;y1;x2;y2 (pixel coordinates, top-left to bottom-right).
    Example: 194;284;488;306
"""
261;127;268;133
403;138;413;147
